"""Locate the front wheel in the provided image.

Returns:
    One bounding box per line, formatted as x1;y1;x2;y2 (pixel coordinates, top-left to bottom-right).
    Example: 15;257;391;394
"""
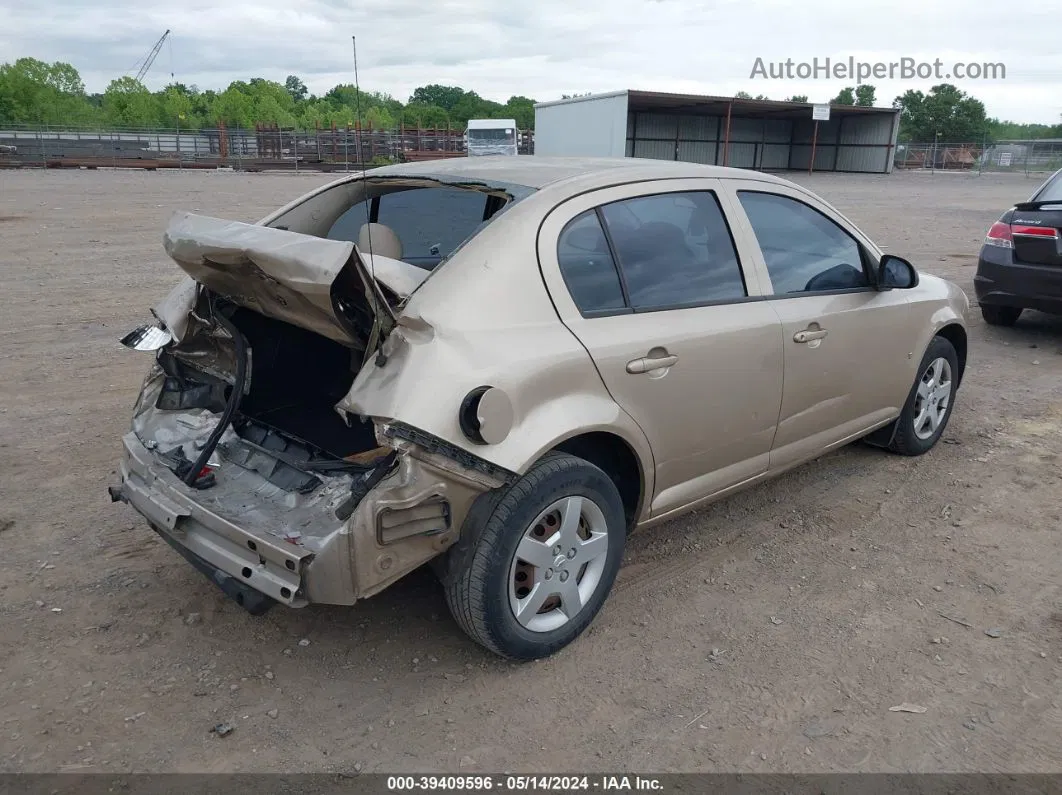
888;336;959;456
443;453;626;660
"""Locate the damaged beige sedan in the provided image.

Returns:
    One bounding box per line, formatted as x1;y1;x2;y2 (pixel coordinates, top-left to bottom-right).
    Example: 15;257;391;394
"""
111;157;969;660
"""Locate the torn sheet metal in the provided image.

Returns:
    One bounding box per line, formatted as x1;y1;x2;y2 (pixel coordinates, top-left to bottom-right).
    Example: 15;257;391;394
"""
152;277;198;343
364;254;429;299
162;212;393;346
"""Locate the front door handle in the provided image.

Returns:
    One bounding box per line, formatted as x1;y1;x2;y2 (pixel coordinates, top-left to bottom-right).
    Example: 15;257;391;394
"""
626;354;679;374
794;328;828;344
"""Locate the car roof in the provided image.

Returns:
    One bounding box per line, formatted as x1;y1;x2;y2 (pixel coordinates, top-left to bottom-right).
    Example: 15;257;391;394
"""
365;155;791;192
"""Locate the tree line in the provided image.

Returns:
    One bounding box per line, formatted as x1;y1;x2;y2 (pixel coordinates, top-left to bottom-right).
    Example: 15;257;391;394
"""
0;59;536;131
2;56;1059;143
737;83;1061;142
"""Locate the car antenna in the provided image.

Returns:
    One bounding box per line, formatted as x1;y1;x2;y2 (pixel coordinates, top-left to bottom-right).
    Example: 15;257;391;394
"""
352;34;387;367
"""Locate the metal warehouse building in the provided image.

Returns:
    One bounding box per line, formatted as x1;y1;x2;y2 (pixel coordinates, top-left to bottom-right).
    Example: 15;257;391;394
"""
534;90;901;174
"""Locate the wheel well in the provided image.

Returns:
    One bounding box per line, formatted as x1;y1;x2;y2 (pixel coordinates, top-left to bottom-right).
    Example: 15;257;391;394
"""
552;432;643;530
936;324;967;387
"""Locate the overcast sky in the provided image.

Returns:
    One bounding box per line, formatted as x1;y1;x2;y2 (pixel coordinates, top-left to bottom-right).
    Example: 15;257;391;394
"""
3;0;1059;123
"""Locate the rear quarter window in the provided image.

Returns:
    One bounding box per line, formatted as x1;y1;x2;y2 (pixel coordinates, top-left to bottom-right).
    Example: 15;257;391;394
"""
327;187;490;268
557;210;627;314
1034;171;1062;203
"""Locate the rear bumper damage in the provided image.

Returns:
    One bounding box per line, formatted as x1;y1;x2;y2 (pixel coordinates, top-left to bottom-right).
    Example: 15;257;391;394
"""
111;425;508;611
113;216;519;613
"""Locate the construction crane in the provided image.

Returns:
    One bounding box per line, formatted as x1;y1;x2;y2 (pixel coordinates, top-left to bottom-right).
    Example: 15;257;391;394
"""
131;29;171;83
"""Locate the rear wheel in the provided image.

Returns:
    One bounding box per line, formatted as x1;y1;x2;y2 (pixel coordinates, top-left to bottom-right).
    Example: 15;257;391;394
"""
443;453;626;660
888;336;958;456
981;304;1022;327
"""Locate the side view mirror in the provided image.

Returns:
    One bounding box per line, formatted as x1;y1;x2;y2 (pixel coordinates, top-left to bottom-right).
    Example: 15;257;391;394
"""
877;254;919;290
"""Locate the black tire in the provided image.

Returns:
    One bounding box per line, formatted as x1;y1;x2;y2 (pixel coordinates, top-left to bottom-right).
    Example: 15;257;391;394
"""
442;452;626;660
888;336;959;456
981;304;1022;327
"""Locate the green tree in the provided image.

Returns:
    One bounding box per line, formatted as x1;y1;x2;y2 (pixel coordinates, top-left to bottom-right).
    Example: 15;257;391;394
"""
0;55;553;131
324;84;396;115
503;95;536;129
365;105;396;129
893;84;988;142
212;85;255;127
409;84;467;111
189;89;217;127
298;98;343;129
985;118;1062;140
785;95;809;103
734;91;752;99
401;102;449;126
832;87;855;105
246;78;297;125
0;58;98;125
855;85;876;106
159;84;193;127
102;76;157;126
451;90;504;124
253;94;297;127
284;75;308;103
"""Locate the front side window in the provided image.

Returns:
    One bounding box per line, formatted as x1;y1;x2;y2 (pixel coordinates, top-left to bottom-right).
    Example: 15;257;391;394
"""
737;191;869;294
601;191;746;310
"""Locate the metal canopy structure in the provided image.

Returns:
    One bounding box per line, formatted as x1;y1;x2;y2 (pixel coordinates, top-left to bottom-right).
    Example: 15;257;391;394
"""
534;90;902;174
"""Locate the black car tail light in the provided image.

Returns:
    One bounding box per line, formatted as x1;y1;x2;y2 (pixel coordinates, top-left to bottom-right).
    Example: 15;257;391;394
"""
984;221;1013;249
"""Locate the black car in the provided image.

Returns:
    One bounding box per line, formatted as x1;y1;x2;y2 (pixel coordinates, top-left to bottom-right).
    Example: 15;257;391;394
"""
975;167;1062;326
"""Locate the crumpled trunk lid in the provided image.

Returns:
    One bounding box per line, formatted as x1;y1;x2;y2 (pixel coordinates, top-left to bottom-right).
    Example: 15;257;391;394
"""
163;212;395;347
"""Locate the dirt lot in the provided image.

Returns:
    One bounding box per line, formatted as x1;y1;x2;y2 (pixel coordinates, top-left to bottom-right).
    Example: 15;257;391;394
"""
1;167;1060;774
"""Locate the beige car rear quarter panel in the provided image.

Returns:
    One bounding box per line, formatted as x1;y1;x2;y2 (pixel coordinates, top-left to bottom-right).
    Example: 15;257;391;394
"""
338;188;657;510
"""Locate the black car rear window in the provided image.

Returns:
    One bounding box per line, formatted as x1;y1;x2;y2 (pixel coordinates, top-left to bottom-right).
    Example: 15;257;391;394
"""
1034;171;1062;203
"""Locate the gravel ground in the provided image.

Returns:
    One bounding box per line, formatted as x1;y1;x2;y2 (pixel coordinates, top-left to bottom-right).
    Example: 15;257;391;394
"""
0;167;1060;774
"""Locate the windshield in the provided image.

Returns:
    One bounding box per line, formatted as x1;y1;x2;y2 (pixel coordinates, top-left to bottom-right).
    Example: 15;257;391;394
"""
468;128;515;143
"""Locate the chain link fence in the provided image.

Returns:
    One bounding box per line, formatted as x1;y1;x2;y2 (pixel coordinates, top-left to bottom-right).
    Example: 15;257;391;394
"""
894;139;1062;176
0;123;535;171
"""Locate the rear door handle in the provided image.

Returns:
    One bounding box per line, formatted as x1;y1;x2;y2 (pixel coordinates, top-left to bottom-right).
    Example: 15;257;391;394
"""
626;354;679;374
794;329;828;343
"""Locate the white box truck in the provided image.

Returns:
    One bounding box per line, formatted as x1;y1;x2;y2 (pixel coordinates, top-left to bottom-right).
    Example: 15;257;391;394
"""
465;119;518;156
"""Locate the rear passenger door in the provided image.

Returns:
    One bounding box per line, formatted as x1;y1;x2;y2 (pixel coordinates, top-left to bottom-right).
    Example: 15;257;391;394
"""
538;179;784;519
722;180;921;469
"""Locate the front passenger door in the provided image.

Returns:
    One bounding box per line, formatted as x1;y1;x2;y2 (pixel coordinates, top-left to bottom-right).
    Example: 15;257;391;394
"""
726;183;921;469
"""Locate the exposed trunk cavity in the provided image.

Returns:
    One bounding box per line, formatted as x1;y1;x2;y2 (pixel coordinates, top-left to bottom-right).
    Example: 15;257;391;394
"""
125;290;502;604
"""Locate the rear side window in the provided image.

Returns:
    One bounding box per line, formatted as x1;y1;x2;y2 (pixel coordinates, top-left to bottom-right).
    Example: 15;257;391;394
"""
738;191;869;295
556;210;627;314
1034;171;1062;203
601;191;746;310
328;187;489;267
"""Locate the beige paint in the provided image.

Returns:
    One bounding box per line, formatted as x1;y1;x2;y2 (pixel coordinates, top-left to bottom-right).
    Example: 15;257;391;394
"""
163;212;365;346
122;157;969;607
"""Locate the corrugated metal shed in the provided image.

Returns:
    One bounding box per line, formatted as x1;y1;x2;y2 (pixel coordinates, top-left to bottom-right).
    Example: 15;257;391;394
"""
534;90;900;174
534;91;629;158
